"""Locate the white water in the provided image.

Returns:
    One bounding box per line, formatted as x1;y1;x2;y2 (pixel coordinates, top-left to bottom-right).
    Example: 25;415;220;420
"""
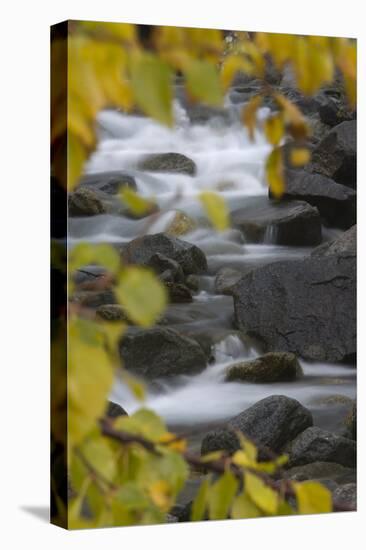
70;95;356;429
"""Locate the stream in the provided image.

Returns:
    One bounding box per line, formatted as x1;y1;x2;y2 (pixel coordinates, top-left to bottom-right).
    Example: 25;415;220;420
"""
69;95;356;442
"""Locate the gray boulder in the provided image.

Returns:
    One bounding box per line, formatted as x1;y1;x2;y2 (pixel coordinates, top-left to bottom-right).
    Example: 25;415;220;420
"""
286;427;356;468
332;483;357;510
68;187;106;217
278;170;356;229
311;120;356;189
225;352;303;383
165;282;193;303
231;197;321;246
283;461;356;485
119;327;207;379
122;233;207;275
201;395;313;456
232;256;356;362
138;152;196;176
79;171;137;195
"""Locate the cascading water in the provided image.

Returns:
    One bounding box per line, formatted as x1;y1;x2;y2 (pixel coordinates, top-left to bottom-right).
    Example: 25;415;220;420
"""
69;94;356;433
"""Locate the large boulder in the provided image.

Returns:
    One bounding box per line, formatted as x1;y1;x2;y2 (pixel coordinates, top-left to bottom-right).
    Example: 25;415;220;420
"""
68;188;106;217
277;170;356;229
311;225;356;259
201;395;313;456
119;327;207;379
146;253;185;283
122;233;208;275
231;197;321;246
225;352;303;383
137;152;196;176
232;256;356;362
286;427;356;468
79;171;137;195
332;483;357;510
311;120;357;189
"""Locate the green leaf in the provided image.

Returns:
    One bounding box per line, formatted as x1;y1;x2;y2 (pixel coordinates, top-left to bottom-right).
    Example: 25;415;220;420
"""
294;481;332;514
117;482;150;510
120;187;156;216
208;470;238;520
68;319;114;446
191;478;210;521
81;431;117;483
116;266;167;327
231;491;261;519
130;52;173;126
244;472;279;515
115;408;167;442
68;243;120;275
199;191;229;231
184;59;223;106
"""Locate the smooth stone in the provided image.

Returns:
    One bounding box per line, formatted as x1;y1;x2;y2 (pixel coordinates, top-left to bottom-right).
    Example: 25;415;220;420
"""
137;152;196;176
68;187;106;217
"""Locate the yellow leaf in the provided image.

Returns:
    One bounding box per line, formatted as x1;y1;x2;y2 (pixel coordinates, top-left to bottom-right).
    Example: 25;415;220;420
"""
68;132;88;191
199;191;229;231
266;147;285;198
220;54;255;90
130;52;173;126
290;147;311;167
148;480;172;510
274;93;309;139
116;266;167;327
120;371;146;402
184;59;223;106
200;450;224;463
245;472;279;515
294;481;332;514
242;96;262;141
120;187;156;216
264;113;285;146
231;491;261;519
208;470;239;520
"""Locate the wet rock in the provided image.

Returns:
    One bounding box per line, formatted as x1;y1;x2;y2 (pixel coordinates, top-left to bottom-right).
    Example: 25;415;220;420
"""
283;462;356;485
225;352;303;383
277;170;356;229
316;89;355;127
311;225;356;259
71;289;116;308
286;427;356;468
165;282;193;303
332;483;357;510
106;401;128;418
201;429;241;456
232;256;356;362
185;104;231;125
342;402;357;440
201;395;313;456
146;252;185;283
79;171;137;195
119;327;207;379
310;120;357;189
165;211;197;236
122;233;208;275
215;267;243;295
138;152;196;176
185;274;200;291
68;188;106;217
309;395;356;437
231;196;321;246
96;304;129;322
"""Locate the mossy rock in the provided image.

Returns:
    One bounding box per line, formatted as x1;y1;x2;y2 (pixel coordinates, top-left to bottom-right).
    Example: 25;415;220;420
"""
225;352;303;383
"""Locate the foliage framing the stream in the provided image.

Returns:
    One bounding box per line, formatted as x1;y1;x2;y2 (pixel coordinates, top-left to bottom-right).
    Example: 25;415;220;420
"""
51;21;356;528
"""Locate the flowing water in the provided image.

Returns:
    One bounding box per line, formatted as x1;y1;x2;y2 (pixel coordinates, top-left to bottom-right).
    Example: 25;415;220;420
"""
69;96;356;436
